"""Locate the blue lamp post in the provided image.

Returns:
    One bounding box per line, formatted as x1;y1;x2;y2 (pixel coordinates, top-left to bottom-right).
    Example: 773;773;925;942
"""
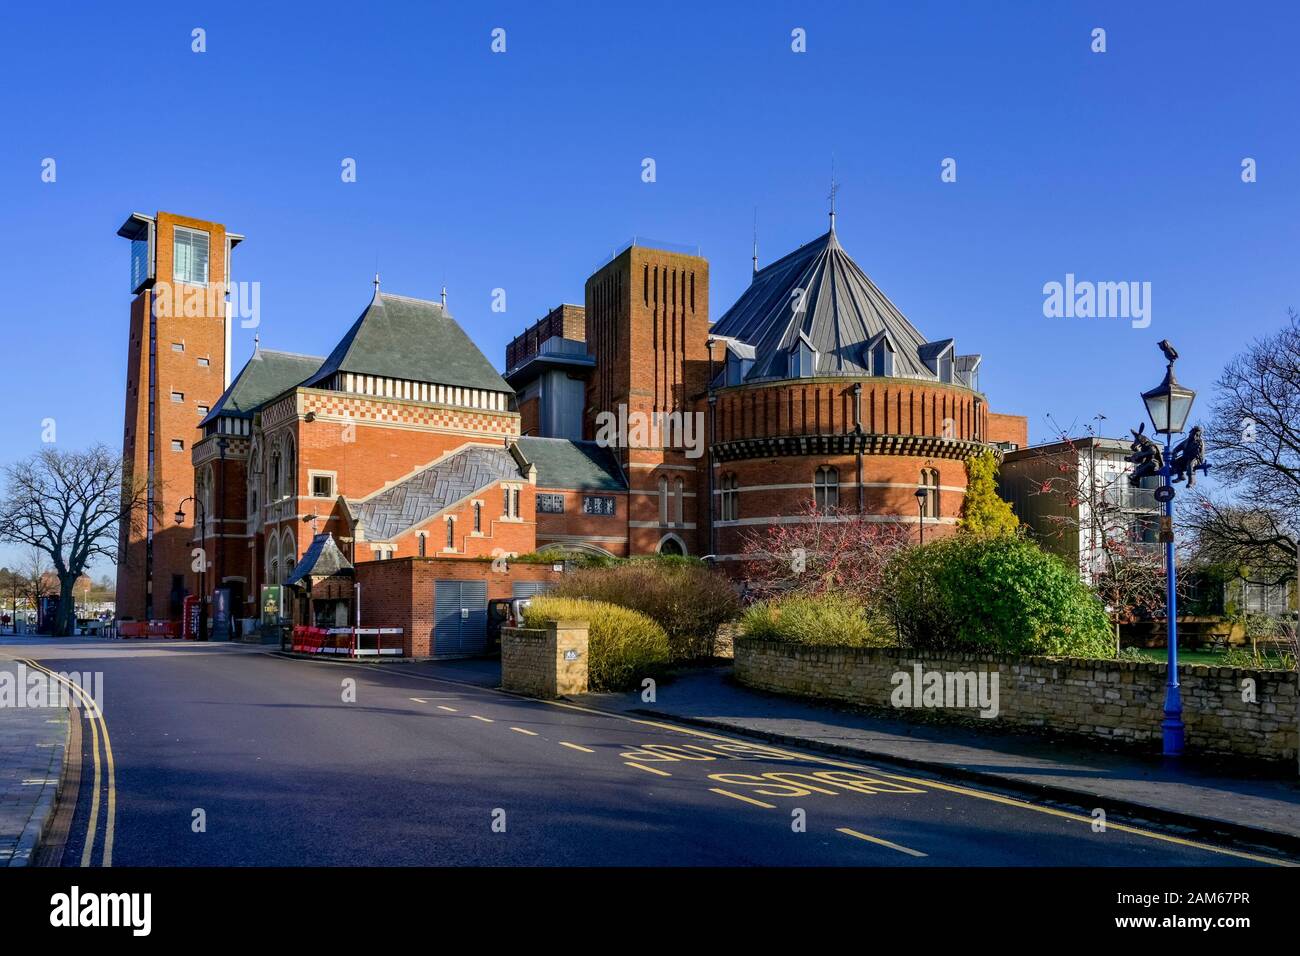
1137;342;1198;757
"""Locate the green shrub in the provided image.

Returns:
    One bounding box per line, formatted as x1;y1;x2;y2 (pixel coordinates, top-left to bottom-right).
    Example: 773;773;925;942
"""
521;595;670;691
739;592;889;647
881;534;1113;657
550;560;740;660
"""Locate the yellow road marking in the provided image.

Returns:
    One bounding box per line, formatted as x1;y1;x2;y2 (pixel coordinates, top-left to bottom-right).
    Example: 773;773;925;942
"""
470;715;494;723
710;788;777;809
838;827;928;857
559;742;594;753
22;659;115;867
625;761;672;777
275;653;1299;867
510;727;538;736
437;705;457;712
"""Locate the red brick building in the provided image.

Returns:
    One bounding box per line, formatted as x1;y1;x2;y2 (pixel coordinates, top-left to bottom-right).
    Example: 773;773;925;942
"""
116;209;1026;650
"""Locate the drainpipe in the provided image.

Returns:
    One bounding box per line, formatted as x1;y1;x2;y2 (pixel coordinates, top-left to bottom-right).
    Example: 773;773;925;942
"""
708;393;718;557
852;382;864;513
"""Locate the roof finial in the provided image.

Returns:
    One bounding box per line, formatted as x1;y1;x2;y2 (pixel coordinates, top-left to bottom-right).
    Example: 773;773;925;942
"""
828;155;839;233
751;207;759;279
253;332;260;354
373;272;381;295
440;284;448;309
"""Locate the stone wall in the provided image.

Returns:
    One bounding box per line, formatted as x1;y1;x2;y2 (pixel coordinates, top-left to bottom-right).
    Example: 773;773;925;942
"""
735;639;1299;764
501;620;589;698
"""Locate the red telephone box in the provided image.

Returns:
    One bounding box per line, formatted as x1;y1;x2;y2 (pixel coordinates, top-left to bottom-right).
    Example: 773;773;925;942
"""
182;594;201;640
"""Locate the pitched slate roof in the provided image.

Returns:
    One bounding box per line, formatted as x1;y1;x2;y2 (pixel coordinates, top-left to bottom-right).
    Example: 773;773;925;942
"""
351;444;522;541
285;533;354;587
303;292;511;394
200;349;323;427
515;437;626;492
709;227;973;383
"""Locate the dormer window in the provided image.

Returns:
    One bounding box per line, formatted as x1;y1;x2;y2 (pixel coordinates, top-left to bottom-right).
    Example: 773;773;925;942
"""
791;334;817;378
938;352;954;383
871;338;895;377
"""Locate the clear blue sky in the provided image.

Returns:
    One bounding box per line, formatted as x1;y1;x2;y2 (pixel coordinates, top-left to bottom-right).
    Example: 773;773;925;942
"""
1;1;1297;576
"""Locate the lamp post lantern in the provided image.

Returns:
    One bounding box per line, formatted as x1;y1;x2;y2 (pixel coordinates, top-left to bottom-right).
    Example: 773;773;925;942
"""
1127;340;1207;758
175;496;208;641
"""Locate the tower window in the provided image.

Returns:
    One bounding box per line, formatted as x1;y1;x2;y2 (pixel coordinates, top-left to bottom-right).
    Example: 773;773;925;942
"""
814;465;839;510
173;226;210;286
720;473;740;521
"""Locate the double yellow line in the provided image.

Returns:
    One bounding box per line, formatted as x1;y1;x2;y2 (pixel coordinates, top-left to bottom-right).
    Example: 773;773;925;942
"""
21;658;115;867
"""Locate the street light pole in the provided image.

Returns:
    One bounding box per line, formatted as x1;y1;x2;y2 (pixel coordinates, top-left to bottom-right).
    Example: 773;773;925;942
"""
175;496;208;641
915;486;927;545
1157;429;1183;757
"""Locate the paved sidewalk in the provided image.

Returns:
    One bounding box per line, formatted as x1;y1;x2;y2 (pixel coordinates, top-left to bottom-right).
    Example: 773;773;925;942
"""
0;661;70;866
576;664;1300;853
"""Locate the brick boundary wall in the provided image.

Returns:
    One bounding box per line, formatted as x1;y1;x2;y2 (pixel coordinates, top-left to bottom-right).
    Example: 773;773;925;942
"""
734;639;1299;764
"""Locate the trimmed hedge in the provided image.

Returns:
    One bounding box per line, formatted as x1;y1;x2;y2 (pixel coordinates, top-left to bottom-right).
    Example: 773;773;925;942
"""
739;592;890;647
550;559;740;660
880;533;1113;657
522;595;670;691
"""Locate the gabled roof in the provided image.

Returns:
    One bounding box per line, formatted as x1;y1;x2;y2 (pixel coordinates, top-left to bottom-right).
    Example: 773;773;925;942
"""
200;349;323;427
515;437;626;492
303;292;511;394
285;533;354;587
709;228;957;383
351;444;523;541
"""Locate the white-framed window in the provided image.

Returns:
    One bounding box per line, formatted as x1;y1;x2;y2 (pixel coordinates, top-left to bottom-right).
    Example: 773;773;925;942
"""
197;404;209;416
197;357;210;368
309;471;336;499
171;341;185;352
171;438;185;452
814;465;839;510
171;390;184;403
173;225;210;286
502;485;522;519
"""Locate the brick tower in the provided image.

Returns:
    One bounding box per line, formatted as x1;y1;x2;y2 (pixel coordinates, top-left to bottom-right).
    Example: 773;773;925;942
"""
583;243;710;555
115;212;243;622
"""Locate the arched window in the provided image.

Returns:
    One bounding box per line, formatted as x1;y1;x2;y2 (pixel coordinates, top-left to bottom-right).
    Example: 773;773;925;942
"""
921;468;940;519
248;444;261;524
282;436;296;500
281;529;297;584
814;465;839;510
720;473;740;521
657;534;685;557
673;477;685;525
268;446;281;503
658;476;669;525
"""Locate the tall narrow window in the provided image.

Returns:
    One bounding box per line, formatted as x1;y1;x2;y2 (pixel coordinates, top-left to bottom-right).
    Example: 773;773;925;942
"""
921;468;940;519
673;477;685;525
512;488;520;519
446;517;455;550
474;501;482;532
658;476;669;524
418;533;427;557
814;465;839;510
720;473;740;521
504;486;511;517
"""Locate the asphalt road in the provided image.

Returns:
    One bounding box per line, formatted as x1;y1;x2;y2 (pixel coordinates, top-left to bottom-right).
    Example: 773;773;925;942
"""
2;638;1292;867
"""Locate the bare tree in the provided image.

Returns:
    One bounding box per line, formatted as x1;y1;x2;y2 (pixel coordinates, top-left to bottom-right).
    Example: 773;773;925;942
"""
1184;310;1300;617
0;445;145;635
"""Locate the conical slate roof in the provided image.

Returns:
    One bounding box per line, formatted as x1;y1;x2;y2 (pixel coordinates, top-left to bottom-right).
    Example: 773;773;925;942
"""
303;292;512;394
710;227;968;383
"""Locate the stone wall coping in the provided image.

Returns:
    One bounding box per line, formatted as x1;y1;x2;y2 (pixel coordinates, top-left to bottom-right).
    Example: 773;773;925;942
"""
733;637;1298;680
